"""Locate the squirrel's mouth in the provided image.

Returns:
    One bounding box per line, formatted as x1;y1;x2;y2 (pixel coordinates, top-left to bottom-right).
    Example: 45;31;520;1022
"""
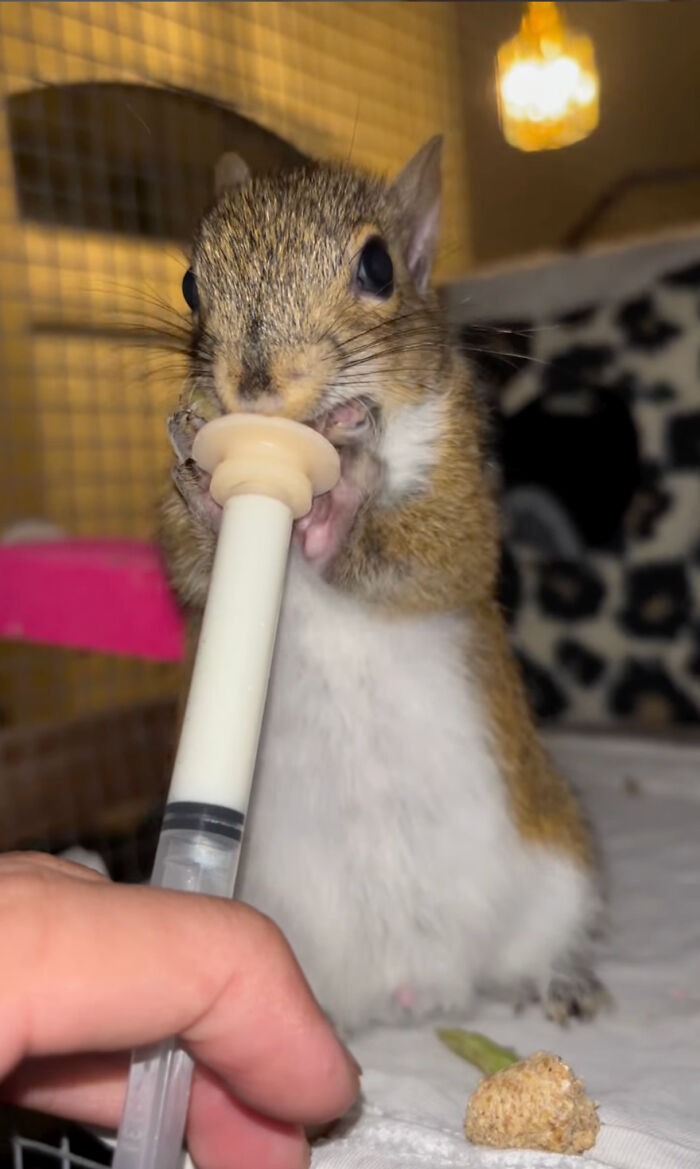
169;397;377;573
294;397;379;571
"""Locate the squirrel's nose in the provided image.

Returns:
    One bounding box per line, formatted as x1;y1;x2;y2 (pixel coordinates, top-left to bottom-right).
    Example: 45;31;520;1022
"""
238;364;273;402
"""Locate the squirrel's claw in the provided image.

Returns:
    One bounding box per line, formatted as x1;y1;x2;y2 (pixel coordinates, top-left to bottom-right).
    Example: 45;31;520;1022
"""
171;458;221;533
167;409;206;463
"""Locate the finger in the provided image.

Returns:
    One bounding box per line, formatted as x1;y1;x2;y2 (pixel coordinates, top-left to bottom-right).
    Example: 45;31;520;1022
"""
0;1052;128;1124
187;1068;309;1169
0;865;358;1127
2;1057;309;1169
0;851;109;884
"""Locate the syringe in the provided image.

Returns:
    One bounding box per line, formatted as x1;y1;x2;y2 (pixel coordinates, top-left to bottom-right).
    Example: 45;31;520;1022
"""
112;414;339;1169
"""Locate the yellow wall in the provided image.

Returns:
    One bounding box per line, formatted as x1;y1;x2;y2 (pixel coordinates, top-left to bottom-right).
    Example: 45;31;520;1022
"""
1;3;472;274
0;2;472;724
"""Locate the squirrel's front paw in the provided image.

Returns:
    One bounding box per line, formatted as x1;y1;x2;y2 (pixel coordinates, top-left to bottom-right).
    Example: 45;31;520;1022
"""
167;407;206;462
171;458;222;533
168;409;222;533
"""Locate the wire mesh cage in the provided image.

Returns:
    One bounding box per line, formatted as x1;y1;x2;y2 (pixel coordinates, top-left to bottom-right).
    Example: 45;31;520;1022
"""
10;1135;108;1169
0;6;470;1155
0;1;472;879
5;1112;112;1169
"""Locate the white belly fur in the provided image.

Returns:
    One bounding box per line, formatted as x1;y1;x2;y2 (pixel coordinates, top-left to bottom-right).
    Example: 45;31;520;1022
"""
237;552;595;1031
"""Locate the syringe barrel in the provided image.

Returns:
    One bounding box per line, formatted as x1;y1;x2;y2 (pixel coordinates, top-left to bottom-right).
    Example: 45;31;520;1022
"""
113;490;292;1169
168;492;293;811
113;416;338;1169
113;824;243;1169
150;820;244;898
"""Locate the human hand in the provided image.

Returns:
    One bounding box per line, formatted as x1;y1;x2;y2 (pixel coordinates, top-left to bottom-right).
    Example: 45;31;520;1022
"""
0;853;360;1169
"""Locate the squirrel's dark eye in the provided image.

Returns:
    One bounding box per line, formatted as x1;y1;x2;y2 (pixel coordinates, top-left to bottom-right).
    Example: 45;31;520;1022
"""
182;268;199;311
356;238;393;299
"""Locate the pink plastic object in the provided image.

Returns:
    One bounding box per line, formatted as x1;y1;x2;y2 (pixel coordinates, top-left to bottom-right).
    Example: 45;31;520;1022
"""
0;540;185;662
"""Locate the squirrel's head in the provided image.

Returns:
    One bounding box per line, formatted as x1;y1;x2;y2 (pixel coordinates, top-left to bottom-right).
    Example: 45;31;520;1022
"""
182;139;452;502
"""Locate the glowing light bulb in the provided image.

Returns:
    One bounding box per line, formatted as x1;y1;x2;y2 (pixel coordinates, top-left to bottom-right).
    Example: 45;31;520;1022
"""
496;2;599;151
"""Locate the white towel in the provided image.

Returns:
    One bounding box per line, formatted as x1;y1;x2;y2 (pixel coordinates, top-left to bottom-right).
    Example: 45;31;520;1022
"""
312;732;700;1168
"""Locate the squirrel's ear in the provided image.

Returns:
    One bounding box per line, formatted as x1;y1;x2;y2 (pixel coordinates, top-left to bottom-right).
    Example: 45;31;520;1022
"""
214;152;251;196
390;136;442;294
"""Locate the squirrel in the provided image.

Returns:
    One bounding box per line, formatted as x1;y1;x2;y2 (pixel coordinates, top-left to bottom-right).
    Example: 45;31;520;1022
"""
159;138;608;1033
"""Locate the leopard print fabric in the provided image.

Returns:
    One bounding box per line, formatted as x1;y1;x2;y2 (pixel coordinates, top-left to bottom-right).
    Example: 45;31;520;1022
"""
463;259;700;729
